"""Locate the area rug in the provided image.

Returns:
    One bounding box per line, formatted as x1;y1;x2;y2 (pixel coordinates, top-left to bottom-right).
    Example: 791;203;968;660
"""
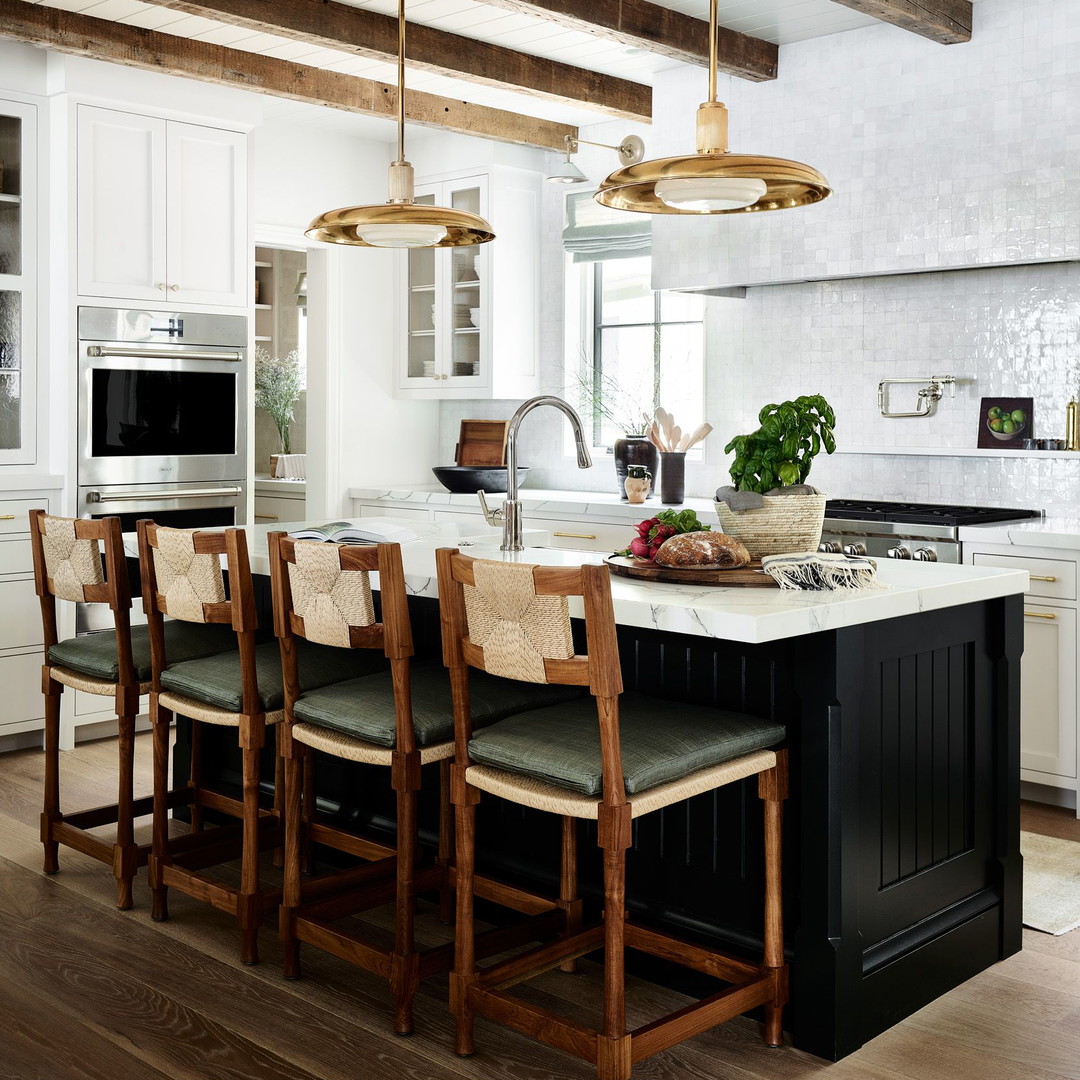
1021;830;1080;935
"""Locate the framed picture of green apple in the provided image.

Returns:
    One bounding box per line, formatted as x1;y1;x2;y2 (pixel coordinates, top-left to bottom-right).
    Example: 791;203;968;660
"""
978;397;1032;449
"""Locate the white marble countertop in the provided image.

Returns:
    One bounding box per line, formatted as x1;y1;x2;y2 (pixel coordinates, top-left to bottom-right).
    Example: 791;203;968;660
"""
348;485;721;524
959;516;1080;551
139;517;1026;646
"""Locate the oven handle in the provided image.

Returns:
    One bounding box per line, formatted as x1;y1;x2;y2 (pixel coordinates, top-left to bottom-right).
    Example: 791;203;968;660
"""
86;345;243;362
85;486;243;503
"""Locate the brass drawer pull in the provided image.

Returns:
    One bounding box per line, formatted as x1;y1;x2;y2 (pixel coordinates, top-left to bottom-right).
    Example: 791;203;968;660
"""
553;531;598;540
0;515;15;520
254;514;280;521
1029;575;1057;582
1024;611;1057;620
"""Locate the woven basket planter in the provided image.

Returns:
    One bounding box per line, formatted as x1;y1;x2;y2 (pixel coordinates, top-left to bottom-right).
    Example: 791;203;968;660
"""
714;493;827;559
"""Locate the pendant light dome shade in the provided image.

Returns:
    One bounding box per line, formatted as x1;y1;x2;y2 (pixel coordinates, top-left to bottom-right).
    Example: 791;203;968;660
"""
594;0;830;216
305;0;494;249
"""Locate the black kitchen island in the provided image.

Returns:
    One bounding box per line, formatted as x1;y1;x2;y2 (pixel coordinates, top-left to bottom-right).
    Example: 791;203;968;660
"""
173;522;1027;1061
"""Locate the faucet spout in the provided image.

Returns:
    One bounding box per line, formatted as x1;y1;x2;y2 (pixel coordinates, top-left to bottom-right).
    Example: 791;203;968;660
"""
501;395;593;551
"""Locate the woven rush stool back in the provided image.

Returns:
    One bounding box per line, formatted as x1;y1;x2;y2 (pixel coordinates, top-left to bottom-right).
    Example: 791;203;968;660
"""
139;523;232;626
269;534;412;660
438;551;601;691
30;510;136;683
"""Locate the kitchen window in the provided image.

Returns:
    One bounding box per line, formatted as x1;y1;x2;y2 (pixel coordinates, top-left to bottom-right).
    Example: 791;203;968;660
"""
563;192;704;449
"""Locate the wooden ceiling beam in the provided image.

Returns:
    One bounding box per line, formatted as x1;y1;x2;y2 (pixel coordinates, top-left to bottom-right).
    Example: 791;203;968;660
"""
0;0;576;150
137;0;650;122
828;0;972;44
476;0;778;81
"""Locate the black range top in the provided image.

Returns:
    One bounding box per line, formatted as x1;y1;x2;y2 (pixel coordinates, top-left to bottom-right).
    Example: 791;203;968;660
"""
824;499;1043;528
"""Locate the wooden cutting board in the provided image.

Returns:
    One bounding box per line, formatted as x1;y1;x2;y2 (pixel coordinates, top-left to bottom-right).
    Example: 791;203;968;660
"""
606;555;779;588
455;419;509;467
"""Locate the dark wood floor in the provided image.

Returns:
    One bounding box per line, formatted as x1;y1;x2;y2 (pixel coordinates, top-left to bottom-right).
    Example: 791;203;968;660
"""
2;733;1079;1080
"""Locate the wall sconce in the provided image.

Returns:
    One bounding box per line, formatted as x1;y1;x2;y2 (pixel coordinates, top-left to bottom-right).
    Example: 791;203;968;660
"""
546;133;646;185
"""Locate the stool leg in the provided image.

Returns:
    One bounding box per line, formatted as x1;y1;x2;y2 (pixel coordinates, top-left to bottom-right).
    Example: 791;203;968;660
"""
451;794;478;1057
113;707;138;910
301;749;315;875
40;678;62;875
391;783;419;1036
238;741;263;966
760;752;789;1048
436;758;453;924
149;697;172;923
281;744;304;980
271;736;285;869
597;843;630;1080
559;815;581;973
189;720;204;834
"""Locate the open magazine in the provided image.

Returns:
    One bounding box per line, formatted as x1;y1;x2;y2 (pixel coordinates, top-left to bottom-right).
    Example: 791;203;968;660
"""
288;519;421;545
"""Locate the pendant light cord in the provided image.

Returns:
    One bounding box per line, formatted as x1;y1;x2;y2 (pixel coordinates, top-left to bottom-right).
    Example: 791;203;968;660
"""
396;0;406;164
708;0;717;104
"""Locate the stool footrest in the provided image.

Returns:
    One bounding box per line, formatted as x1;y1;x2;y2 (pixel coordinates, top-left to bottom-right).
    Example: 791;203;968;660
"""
478;925;605;992
309;816;397;862
48;821;115;864
625;921;760;983
469;985;599;1064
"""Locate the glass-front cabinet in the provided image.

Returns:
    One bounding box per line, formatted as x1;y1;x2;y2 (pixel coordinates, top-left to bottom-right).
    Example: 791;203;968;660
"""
0;98;37;464
397;167;541;400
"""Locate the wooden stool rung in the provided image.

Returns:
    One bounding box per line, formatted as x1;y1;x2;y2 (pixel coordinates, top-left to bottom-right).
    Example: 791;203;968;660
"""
49;821;114;863
624;921;761;982
470;986;599;1063
292;917;394;979
630;976;775;1064
450;867;559;916
309;817;397;862
479;925;605;991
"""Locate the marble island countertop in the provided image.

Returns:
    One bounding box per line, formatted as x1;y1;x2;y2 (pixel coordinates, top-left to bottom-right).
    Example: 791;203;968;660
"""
137;517;1027;647
959;514;1080;551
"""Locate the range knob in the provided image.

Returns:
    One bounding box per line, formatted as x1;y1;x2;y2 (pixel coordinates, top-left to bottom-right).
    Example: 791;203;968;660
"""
913;547;938;562
818;541;842;554
887;546;912;559
843;543;867;557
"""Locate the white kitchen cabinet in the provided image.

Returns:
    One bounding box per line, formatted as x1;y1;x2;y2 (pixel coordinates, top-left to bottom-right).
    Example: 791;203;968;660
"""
254;477;306;525
0;494;50;740
77;105;247;307
396;167;540;400
969;545;1079;813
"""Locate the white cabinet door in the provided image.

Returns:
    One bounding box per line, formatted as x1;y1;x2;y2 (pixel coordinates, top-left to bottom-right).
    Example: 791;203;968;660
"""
77;106;167;302
1020;603;1077;782
166;121;247;307
78;107;246;307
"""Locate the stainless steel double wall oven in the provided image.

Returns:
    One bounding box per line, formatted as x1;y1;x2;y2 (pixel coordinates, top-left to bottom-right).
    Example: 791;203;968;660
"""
77;306;248;532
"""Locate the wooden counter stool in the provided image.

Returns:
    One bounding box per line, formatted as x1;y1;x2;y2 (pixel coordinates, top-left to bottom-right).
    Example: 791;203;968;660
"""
30;510;236;910
436;548;790;1080
270;533;584;1035
137;522;378;964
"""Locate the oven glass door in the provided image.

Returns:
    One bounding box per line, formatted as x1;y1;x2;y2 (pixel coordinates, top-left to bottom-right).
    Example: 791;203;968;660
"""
90;368;238;458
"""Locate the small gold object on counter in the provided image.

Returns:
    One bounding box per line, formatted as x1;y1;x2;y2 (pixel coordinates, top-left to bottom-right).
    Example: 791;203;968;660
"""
1066;399;1079;451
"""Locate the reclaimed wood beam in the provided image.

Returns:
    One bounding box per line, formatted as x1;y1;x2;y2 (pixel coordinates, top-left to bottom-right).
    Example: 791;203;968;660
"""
828;0;972;44
475;0;777;81
0;0;576;150
137;0;650;122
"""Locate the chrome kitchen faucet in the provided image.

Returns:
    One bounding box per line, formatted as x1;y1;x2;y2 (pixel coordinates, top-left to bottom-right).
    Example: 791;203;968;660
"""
478;395;593;551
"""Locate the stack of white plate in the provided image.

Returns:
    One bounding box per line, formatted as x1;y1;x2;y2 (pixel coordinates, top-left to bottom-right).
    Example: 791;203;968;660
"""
421;360;436;377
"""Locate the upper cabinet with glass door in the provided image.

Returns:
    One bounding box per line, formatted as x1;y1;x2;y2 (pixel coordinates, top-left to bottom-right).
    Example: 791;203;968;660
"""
0;98;38;464
397;167;542;399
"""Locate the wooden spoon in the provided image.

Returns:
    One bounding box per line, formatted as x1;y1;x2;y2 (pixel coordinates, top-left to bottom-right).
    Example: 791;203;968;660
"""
669;425;682;453
655;407;674;450
682;421;713;450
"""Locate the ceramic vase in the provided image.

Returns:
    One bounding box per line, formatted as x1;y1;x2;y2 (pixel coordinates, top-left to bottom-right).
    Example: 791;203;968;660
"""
613;434;658;500
624;475;651;504
659;452;686;505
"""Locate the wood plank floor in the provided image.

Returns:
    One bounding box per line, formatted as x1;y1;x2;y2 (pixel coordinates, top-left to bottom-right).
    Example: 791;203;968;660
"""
1;733;1078;1080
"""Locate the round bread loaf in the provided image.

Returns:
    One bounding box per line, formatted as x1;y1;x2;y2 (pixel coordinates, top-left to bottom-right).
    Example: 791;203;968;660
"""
653;531;751;569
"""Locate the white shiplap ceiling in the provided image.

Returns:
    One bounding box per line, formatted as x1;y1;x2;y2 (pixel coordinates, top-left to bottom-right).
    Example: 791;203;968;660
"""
26;0;898;139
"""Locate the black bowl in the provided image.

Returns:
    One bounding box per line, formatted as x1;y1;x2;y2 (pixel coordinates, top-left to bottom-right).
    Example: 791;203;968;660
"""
432;465;529;494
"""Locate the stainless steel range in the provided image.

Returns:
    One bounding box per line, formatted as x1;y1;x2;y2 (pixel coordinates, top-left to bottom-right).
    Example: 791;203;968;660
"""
820;500;1043;564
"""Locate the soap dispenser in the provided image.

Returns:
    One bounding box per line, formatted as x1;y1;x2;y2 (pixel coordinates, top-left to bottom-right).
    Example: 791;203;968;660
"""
1067;398;1080;451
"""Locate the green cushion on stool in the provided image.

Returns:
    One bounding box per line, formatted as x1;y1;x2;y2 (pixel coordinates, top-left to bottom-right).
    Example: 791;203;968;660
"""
160;639;387;713
48;621;238;683
468;692;786;797
293;660;584;749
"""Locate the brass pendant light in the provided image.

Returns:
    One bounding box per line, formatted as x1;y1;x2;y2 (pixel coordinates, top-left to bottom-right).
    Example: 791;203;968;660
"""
306;0;494;248
594;0;831;215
